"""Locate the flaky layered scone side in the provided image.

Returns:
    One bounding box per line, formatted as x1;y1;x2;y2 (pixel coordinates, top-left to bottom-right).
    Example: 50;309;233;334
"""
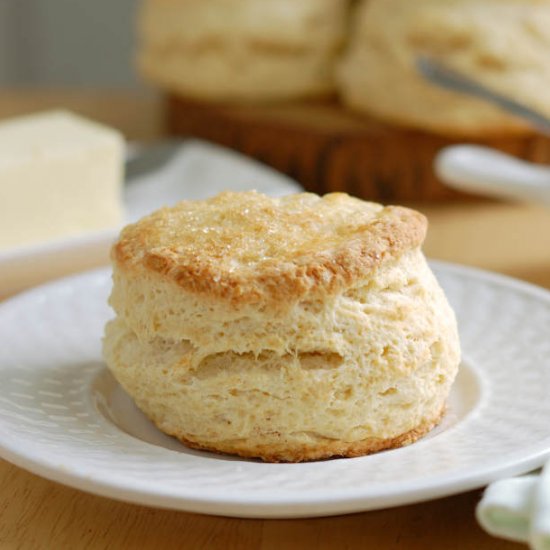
103;191;460;462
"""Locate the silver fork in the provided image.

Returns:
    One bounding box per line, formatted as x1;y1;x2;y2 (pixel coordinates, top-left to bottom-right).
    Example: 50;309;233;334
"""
416;55;550;136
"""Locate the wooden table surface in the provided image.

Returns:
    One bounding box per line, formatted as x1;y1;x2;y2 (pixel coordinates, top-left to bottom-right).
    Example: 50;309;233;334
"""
2;91;549;550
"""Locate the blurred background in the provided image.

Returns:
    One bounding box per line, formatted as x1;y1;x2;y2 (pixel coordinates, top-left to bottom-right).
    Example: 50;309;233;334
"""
0;0;141;90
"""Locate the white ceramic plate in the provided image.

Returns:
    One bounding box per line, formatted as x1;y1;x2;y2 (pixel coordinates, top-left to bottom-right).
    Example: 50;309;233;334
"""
0;140;301;297
0;262;550;519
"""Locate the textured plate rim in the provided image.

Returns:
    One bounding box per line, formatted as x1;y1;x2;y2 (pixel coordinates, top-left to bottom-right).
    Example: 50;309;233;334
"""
0;260;549;518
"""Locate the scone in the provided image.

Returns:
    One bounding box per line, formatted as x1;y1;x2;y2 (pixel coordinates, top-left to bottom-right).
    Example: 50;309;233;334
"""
103;191;461;462
137;0;348;101
338;0;550;136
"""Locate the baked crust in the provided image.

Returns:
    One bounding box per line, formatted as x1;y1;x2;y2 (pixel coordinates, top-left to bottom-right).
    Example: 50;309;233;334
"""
112;191;427;305
342;96;532;139
163;406;445;463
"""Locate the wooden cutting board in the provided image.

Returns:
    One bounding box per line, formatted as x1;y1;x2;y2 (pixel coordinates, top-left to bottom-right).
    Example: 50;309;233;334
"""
166;95;550;202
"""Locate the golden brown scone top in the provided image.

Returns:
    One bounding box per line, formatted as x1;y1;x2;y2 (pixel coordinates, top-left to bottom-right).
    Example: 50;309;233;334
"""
113;191;427;304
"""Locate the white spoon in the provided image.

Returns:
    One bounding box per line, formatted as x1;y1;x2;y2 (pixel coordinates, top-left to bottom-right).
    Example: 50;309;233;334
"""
435;145;550;205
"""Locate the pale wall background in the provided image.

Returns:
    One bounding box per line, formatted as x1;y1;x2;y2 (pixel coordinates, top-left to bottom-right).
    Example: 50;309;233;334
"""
0;0;143;89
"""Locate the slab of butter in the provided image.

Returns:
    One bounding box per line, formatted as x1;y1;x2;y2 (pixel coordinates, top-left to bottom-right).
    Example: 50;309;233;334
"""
0;110;124;252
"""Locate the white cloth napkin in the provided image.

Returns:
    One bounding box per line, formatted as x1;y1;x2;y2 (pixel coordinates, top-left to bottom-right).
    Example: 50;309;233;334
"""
125;139;302;221
477;462;550;549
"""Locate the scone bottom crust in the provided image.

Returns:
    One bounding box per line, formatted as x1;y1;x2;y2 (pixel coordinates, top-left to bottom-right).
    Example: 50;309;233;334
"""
112;191;427;305
155;406;445;463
